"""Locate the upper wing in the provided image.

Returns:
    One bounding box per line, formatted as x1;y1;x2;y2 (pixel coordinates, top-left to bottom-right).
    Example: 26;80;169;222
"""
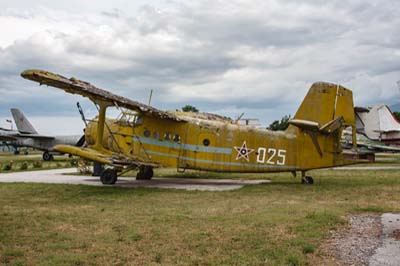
21;69;184;122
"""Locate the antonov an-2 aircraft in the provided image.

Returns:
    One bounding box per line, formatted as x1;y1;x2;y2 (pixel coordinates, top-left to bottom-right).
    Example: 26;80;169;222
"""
21;69;358;185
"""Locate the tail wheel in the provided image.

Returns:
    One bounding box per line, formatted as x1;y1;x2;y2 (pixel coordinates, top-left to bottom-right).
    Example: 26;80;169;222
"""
100;169;118;185
301;176;314;185
136;166;154;180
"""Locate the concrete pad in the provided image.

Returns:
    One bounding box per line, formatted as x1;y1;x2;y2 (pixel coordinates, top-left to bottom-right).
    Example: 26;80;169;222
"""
0;168;270;191
370;213;400;266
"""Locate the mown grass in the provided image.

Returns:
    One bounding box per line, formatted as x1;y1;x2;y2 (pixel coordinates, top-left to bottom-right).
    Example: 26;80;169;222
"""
1;159;400;265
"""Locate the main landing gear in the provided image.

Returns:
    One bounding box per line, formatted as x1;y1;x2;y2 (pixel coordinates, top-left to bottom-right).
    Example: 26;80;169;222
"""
100;169;118;185
136;166;154;180
301;171;314;185
42;151;54;161
100;166;154;185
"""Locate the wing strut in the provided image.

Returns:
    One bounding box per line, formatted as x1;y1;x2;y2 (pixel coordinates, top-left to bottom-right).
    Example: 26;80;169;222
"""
95;101;112;151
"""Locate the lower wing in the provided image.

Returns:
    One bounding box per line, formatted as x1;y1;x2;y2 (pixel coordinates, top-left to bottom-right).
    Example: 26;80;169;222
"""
55;145;160;168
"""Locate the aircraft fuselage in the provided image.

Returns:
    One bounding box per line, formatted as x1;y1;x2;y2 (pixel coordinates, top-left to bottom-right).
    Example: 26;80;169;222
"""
86;113;347;173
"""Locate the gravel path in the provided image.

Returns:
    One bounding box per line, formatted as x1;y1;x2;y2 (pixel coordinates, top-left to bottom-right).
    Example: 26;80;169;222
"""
323;214;382;266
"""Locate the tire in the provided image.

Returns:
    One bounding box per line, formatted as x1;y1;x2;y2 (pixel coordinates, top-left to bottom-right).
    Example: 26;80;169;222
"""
100;169;118;185
304;176;314;185
43;152;52;161
136;166;153;180
14;150;20;155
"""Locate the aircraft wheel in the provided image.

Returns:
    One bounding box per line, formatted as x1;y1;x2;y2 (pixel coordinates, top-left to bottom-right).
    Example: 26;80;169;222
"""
14;150;20;155
24;150;29;155
100;169;118;185
42;152;53;161
136;166;153;180
302;176;314;185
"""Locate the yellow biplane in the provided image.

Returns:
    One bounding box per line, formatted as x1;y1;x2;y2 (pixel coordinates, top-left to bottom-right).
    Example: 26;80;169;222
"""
21;69;358;185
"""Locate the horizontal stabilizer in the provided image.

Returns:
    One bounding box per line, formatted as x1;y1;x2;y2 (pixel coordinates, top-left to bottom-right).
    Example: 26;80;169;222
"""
18;134;54;139
289;116;344;134
289;119;319;132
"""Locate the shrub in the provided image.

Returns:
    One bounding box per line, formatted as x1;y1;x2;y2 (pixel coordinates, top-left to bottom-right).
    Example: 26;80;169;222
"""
33;161;43;169
3;164;12;171
77;160;92;174
19;162;28;170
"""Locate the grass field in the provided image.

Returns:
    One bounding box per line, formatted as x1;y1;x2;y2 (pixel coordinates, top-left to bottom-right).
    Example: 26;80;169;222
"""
1;156;400;265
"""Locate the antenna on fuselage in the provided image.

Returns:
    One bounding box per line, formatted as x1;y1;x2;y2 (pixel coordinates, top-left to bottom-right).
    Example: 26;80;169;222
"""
148;89;153;106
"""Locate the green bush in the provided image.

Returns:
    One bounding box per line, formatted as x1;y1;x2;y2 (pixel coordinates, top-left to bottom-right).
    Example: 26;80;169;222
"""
19;162;28;170
33;161;43;169
3;164;12;171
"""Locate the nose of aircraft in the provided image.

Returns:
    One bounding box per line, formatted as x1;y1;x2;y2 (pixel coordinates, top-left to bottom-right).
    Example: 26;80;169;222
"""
21;69;61;83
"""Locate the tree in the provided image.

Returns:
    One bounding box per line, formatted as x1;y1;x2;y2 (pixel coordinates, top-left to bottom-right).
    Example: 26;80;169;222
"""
182;105;199;113
394;112;400;121
268;115;291;131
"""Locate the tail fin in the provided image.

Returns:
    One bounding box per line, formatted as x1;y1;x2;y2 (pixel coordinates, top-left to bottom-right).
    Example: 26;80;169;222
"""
293;82;355;127
289;82;356;162
10;108;38;134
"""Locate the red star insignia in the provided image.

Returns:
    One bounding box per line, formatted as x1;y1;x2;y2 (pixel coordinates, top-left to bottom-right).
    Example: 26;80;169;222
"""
234;141;254;161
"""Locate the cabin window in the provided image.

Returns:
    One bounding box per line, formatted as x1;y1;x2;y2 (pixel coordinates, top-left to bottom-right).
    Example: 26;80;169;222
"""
164;133;171;141
116;112;143;127
203;138;210;146
143;129;151;138
153;131;160;139
173;134;181;142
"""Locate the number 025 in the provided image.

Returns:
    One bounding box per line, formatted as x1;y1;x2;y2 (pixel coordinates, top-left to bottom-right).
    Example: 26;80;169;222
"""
256;148;286;165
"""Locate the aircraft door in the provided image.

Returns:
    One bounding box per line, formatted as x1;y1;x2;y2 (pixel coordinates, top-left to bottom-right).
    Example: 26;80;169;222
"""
177;128;216;171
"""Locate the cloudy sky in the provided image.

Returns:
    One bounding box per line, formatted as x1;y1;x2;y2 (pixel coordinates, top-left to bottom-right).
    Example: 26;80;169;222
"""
0;0;399;134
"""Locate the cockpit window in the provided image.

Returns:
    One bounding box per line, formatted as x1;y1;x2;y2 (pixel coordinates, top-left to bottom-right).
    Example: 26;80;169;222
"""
116;111;143;127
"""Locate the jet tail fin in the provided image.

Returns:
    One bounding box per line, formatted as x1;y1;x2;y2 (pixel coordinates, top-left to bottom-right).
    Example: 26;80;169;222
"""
10;108;38;134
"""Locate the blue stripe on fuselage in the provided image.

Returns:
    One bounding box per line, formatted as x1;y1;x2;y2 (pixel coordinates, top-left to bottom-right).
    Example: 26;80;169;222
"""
132;136;232;155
